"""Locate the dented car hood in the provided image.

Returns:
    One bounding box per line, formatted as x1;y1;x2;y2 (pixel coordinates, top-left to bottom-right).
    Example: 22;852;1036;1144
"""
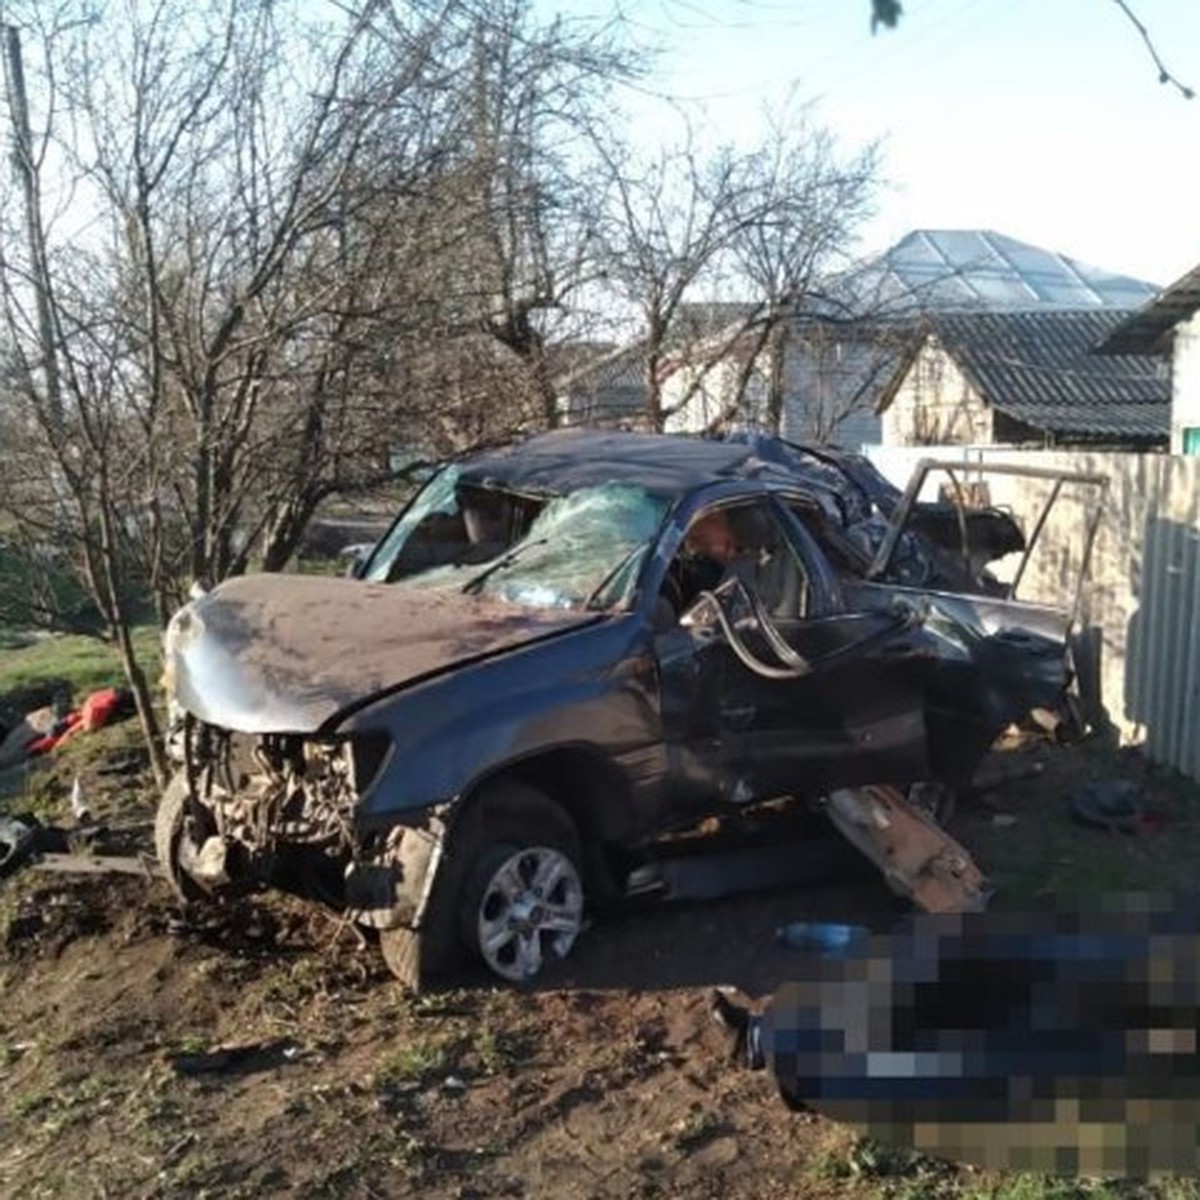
164;574;601;734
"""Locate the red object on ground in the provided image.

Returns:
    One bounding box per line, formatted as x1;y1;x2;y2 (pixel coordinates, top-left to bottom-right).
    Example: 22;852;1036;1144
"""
26;711;84;756
80;688;125;733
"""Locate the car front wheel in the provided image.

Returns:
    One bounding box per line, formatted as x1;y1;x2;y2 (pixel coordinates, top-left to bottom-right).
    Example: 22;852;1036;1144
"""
154;773;215;904
380;781;586;990
465;839;585;983
457;785;585;984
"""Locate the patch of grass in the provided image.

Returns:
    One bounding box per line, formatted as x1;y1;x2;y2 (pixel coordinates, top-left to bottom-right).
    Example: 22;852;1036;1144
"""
0;624;162;707
847;1136;937;1180
376;1036;452;1088
259;955;337;1024
10;1089;53;1119
473;1024;534;1077
672;1106;724;1152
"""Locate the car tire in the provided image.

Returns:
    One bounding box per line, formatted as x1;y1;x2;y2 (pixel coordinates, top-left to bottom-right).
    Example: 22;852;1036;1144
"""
381;781;585;989
154;773;213;904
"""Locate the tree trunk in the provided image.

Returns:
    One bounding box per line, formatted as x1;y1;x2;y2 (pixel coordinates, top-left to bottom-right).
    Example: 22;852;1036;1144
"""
96;498;168;787
767;321;788;435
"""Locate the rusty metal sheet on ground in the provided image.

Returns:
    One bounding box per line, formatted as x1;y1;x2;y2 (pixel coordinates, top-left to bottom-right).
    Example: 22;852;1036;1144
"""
825;784;990;912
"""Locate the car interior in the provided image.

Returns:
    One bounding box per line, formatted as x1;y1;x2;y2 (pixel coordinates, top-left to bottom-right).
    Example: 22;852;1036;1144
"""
660;500;811;629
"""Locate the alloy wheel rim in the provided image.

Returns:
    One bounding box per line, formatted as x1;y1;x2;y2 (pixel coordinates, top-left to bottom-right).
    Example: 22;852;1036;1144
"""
476;846;584;982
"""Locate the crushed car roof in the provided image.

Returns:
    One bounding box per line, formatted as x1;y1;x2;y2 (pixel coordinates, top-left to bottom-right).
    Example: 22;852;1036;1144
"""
456;428;889;512
458;429;764;497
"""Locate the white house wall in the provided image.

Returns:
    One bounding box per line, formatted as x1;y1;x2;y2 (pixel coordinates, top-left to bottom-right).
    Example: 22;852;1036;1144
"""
882;339;993;446
661;356;766;435
780;338;886;450
661;333;895;448
1169;310;1200;452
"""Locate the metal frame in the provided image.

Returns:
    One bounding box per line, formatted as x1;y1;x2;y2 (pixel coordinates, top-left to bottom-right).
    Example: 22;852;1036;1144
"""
866;458;1111;627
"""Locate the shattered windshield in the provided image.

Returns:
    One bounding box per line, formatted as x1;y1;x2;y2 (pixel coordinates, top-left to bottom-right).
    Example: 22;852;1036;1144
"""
364;472;669;611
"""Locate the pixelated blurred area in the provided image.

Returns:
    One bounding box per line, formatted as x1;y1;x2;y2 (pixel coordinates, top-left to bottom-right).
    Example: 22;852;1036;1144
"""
763;902;1200;1177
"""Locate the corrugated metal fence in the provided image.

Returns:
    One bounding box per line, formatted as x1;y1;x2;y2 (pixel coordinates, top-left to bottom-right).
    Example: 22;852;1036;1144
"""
863;447;1200;780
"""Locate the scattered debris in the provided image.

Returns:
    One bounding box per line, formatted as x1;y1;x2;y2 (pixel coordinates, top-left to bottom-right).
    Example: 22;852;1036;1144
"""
1069;779;1144;834
168;1038;301;1077
0;816;160;883
0;815;42;879
0;815;75;880
69;775;91;824
0;687;135;767
775;921;869;954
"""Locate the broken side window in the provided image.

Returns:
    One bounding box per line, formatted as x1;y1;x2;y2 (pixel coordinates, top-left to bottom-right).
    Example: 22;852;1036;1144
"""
362;465;464;583
362;467;546;585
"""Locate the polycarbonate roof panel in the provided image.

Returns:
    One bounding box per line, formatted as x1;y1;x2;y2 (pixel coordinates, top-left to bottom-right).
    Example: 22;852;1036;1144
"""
855;230;1159;314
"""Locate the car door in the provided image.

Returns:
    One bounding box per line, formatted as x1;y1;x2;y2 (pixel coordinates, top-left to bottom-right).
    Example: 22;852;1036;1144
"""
653;495;931;821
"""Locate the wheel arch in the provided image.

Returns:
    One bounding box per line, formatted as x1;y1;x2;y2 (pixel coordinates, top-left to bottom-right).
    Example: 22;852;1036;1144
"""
453;743;640;901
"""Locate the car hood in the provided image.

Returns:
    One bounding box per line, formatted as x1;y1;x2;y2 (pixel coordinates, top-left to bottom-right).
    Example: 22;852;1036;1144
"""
163;573;601;734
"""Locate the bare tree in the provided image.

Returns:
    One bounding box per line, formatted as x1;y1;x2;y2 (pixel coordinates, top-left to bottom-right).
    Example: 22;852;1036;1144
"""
719;104;879;434
410;1;640;428
582;99;883;439
584;122;760;431
0;0;529;774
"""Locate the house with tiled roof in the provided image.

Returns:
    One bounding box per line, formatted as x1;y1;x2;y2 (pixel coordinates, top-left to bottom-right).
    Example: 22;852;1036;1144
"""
877;309;1169;449
799;230;1164;448
553;232;1166;447
1097;263;1200;454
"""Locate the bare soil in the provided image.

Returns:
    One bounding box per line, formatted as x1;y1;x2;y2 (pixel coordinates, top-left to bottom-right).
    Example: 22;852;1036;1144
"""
2;732;1200;1199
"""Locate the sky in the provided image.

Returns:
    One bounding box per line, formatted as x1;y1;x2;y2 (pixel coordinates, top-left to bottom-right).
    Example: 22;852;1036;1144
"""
551;0;1200;288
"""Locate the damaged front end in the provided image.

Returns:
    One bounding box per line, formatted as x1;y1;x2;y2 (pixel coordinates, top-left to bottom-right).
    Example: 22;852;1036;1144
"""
162;721;443;934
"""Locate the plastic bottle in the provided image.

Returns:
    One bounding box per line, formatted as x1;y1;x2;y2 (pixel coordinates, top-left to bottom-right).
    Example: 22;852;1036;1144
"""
69;775;92;824
775;921;868;954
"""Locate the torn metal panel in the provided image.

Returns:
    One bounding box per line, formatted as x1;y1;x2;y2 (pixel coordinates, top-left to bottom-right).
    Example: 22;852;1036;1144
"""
825;785;991;913
868;458;1109;624
345;812;447;930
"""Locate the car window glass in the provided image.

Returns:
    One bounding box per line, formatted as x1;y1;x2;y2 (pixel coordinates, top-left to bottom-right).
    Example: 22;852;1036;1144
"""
665;500;810;623
403;483;669;610
364;467;546;584
362;465;463;583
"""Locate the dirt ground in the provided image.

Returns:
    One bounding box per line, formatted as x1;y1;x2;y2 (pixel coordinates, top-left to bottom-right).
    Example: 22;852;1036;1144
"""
3;730;1200;1199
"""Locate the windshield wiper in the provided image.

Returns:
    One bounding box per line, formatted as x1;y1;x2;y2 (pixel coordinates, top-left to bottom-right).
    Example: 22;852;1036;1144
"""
584;542;647;611
460;538;549;595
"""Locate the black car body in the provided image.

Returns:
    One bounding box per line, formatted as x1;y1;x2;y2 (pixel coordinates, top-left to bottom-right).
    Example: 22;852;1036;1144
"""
158;429;1099;986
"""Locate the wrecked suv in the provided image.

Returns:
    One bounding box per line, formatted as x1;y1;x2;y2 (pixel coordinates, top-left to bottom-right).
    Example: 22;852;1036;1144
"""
158;429;1098;987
